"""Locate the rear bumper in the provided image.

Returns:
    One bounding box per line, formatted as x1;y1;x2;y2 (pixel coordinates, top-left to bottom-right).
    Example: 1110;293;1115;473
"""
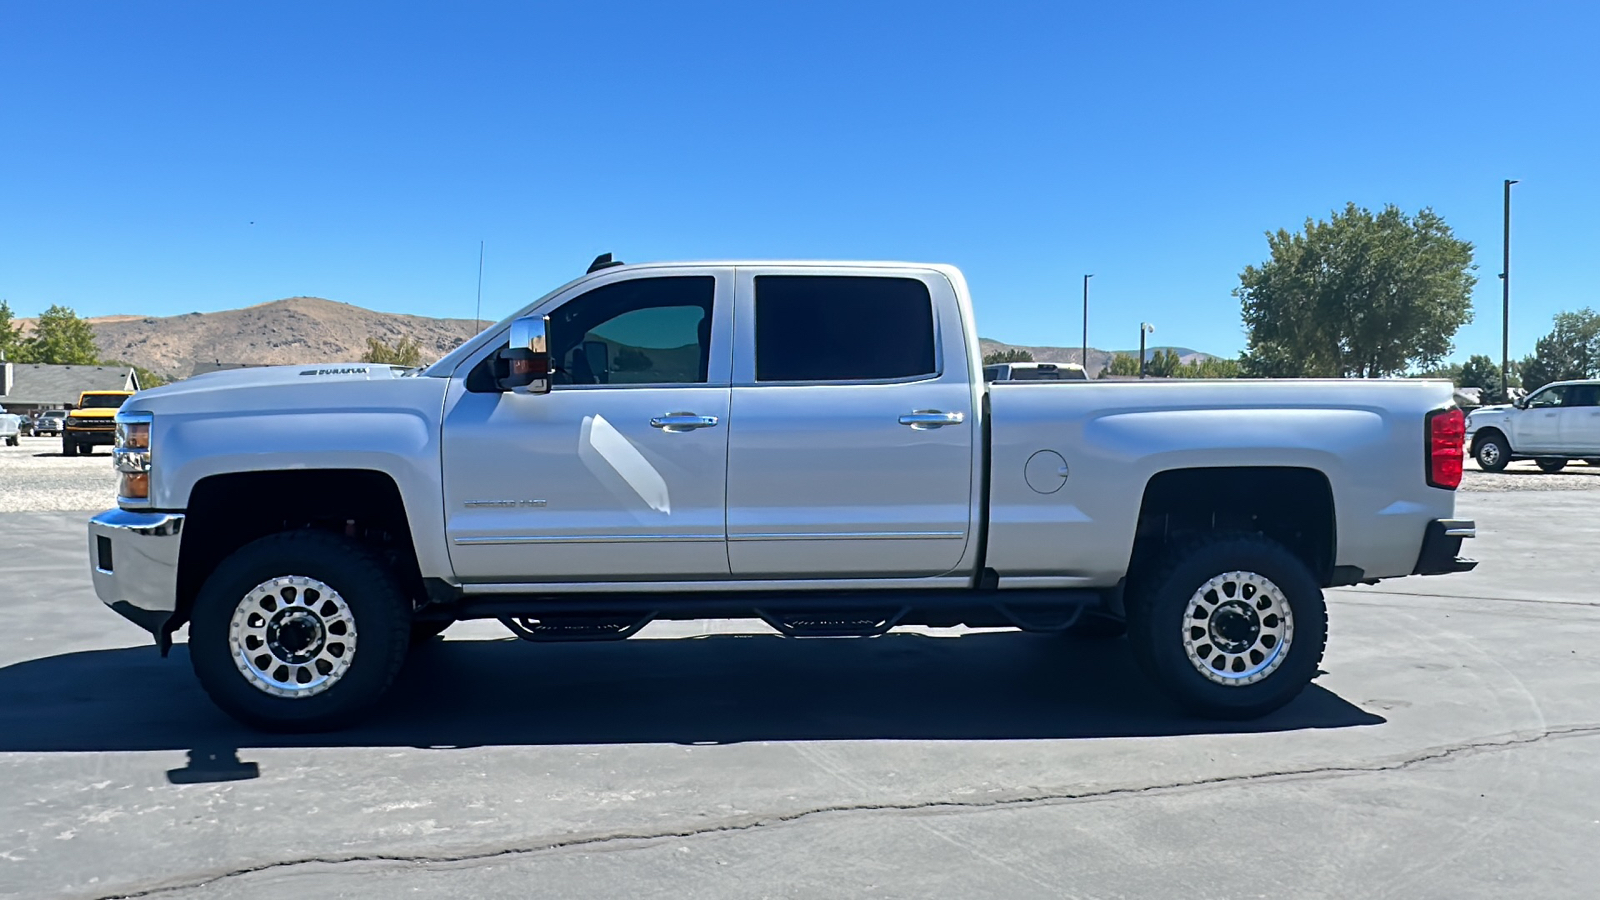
88;509;185;639
1413;518;1477;576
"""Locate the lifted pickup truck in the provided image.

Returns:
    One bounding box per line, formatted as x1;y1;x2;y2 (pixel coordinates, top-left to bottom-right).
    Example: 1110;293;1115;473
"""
88;259;1476;732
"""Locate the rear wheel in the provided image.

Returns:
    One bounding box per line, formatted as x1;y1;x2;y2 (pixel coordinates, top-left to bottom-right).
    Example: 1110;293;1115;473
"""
1536;458;1567;474
188;531;412;732
1126;532;1326;719
1473;433;1510;472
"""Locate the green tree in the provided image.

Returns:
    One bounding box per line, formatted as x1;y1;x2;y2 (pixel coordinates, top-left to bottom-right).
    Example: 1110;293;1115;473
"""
1173;357;1242;378
0;300;23;361
102;360;169;389
20;305;100;364
1457;353;1518;399
1237;203;1476;378
1144;348;1181;377
983;347;1034;366
1100;353;1141;377
360;336;425;367
1519;308;1600;392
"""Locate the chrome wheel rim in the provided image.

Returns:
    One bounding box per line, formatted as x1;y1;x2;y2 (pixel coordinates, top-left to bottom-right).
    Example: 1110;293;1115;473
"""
1479;442;1500;467
1181;571;1293;686
228;576;357;698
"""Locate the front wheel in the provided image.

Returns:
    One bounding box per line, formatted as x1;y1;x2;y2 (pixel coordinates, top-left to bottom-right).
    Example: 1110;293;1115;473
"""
188;531;412;732
1126;533;1327;720
62;439;78;457
1474;434;1510;472
1536;458;1567;474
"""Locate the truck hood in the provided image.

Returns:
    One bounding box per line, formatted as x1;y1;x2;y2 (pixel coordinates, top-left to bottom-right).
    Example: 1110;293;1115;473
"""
123;362;449;422
130;363;409;404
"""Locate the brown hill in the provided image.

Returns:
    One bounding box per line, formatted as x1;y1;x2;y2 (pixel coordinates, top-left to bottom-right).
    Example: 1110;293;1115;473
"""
53;297;485;379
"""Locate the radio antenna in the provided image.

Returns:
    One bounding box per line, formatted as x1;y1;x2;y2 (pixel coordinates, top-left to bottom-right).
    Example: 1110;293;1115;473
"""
474;241;485;331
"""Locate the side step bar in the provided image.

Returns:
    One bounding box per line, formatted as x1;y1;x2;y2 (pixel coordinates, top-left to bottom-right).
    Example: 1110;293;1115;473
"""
425;588;1113;642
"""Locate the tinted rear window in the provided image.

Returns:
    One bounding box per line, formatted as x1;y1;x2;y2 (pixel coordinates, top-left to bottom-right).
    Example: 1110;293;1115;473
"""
754;275;936;382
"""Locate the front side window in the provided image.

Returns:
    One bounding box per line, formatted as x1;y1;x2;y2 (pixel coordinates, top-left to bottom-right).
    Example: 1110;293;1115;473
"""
754;275;936;383
1527;386;1569;408
547;276;715;386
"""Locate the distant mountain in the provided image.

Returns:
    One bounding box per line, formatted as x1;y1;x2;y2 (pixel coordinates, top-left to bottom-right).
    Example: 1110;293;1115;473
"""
978;339;1218;376
22;297;485;379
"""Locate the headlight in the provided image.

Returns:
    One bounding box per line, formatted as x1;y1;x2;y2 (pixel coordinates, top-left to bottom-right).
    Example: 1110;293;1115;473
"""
114;413;153;506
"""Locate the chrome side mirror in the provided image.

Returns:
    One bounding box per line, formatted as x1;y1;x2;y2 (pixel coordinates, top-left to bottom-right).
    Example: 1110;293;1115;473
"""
497;315;552;394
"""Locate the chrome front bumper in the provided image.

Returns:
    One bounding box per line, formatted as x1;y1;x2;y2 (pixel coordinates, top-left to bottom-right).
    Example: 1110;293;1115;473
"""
88;509;185;639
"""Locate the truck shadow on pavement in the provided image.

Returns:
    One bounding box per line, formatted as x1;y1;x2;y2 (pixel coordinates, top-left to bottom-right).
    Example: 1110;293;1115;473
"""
0;631;1382;755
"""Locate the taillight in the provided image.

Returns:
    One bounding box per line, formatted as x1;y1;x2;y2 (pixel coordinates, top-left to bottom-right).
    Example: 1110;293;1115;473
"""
1426;407;1465;490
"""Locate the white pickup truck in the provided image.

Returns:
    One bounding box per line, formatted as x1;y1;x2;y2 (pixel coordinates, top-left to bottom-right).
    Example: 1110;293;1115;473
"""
87;258;1477;732
1466;379;1600;473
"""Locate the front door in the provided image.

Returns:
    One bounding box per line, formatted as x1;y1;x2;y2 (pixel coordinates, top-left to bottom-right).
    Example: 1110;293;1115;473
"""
442;269;734;583
724;268;976;578
1516;385;1568;453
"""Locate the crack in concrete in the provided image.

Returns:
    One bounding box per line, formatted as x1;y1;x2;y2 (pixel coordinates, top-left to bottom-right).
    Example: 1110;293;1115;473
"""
89;723;1600;900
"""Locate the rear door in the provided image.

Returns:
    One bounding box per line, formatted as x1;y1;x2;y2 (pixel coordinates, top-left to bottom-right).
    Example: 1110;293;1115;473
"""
724;268;976;578
1558;384;1600;452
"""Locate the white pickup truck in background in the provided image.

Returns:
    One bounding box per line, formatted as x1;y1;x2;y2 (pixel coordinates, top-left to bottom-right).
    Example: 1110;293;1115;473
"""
1467;379;1600;473
87;258;1477;732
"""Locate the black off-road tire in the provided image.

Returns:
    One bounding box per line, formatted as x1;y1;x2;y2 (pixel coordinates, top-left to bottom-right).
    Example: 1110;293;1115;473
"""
1473;433;1511;472
62;438;78;457
188;530;412;732
1126;532;1327;720
1536;458;1567;474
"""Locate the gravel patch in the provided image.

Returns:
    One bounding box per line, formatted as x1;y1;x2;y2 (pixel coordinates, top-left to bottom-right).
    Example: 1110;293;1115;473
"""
1461;457;1600;492
0;436;119;512
1;434;1594;513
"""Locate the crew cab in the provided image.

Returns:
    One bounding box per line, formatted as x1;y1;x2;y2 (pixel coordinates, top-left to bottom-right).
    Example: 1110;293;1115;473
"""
86;258;1477;732
64;390;133;456
1467;379;1600;473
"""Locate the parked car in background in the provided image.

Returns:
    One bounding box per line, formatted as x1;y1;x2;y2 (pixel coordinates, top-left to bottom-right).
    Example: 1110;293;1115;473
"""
33;409;67;437
0;409;22;446
983;361;1088;382
1466;379;1600;472
63;390;134;456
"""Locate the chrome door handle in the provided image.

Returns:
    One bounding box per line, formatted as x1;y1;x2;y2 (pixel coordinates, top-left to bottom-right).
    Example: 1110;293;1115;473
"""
898;410;965;430
650;412;720;432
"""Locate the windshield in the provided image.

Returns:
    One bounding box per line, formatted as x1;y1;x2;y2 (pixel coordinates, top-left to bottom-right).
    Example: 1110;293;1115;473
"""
78;394;128;410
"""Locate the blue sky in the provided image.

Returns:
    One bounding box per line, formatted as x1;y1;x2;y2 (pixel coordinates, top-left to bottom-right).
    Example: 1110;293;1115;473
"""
2;1;1595;362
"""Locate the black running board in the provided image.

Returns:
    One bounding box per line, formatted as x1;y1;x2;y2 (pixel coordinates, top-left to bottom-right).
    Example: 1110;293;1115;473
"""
432;587;1110;641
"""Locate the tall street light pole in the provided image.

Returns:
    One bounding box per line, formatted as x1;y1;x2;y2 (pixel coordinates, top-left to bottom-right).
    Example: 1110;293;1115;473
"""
1502;179;1518;401
1082;274;1094;373
1139;323;1155;378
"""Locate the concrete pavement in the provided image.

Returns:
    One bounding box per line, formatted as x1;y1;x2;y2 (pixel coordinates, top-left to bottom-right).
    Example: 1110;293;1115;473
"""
1;491;1596;899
